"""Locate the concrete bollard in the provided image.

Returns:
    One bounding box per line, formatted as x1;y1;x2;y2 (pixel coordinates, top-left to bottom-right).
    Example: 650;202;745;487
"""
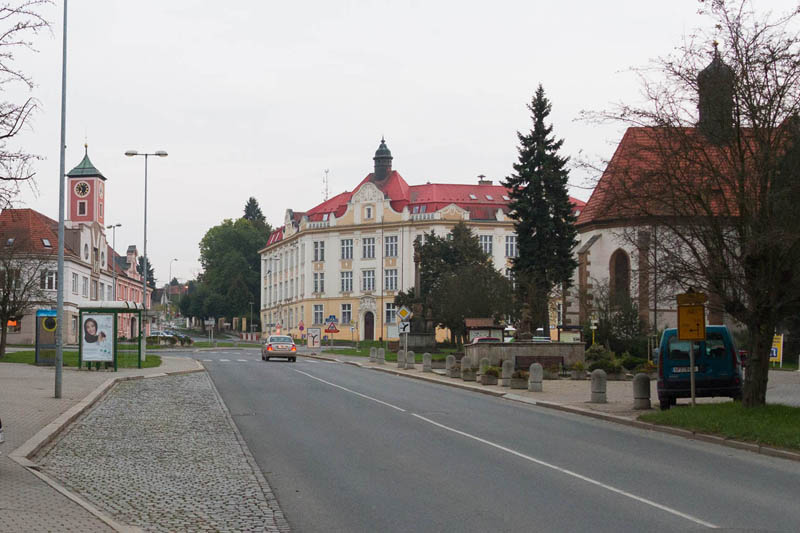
445;355;455;377
500;360;513;387
478;358;490;379
397;350;406;369
529;363;543;392
590;369;607;403
377;348;385;365
369;347;377;363
423;352;432;372
406;351;416;369
633;373;651;409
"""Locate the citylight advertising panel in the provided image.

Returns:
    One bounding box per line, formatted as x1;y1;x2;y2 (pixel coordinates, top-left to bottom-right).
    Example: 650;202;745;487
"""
82;313;114;362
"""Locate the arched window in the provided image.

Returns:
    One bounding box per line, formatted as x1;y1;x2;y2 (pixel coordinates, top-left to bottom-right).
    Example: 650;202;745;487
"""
609;249;630;305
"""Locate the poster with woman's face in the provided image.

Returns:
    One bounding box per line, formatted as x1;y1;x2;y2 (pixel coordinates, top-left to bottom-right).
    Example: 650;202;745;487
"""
82;313;114;362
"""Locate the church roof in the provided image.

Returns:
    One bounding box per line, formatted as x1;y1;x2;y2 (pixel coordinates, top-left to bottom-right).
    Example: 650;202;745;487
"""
67;147;106;180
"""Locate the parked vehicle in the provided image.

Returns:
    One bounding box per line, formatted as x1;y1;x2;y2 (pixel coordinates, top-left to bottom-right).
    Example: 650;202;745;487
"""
656;325;742;410
470;337;501;345
262;335;297;362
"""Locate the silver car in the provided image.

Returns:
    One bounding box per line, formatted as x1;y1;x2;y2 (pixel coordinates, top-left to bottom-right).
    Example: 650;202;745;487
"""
261;335;297;362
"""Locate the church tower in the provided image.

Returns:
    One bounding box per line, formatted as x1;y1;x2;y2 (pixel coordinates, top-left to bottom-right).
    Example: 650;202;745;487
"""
66;145;107;226
697;43;735;144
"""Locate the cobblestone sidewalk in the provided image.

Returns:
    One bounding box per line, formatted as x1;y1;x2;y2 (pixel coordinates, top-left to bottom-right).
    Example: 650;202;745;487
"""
37;373;289;532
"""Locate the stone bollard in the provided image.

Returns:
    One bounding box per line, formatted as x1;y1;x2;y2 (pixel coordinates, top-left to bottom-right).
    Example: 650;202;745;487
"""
377;348;385;365
529;363;543;392
478;357;490;379
423;353;432;372
590;369;607;403
633;373;651;409
500;360;513;387
397;350;406;369
406;351;416;369
369;347;377;363
445;355;455;377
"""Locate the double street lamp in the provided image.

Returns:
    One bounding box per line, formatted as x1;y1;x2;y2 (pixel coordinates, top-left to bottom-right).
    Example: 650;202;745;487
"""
125;149;168;359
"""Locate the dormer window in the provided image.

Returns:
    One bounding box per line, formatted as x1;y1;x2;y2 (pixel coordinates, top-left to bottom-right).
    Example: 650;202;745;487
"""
469;194;477;200
322;213;329;221
502;195;511;201
412;206;419;214
486;195;494;201
42;238;51;247
5;237;14;246
420;205;427;213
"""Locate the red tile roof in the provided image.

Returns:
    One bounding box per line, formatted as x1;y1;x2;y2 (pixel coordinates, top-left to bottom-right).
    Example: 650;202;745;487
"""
0;209;66;255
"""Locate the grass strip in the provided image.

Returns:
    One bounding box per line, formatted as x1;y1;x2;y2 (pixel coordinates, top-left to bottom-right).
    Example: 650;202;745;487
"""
640;402;800;451
0;350;161;368
326;348;448;362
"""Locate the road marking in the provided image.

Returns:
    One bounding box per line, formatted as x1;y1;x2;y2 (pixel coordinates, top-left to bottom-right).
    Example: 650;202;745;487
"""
201;359;213;362
219;359;230;362
411;414;718;529
237;359;248;362
292;369;406;412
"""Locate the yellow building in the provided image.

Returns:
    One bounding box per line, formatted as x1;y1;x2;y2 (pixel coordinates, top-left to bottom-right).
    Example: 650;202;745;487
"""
259;140;522;341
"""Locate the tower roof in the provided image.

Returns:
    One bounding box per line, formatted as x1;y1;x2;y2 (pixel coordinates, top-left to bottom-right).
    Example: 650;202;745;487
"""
67;145;106;180
374;137;392;160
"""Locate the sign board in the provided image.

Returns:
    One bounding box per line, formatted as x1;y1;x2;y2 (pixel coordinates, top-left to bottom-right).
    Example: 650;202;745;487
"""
387;324;398;339
397;306;412;322
326;315;338;324
307;327;321;348
771;334;784;364
82;313;114;362
204;318;215;326
677;304;706;341
677;292;708;306
399;321;411;333
325;322;339;333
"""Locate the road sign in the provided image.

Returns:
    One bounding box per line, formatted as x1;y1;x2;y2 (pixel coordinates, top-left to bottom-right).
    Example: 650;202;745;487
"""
325;322;339;333
399;321;411;333
771;334;784;364
326;315;338;324
677;292;708;306
677;304;706;341
307;327;321;348
204;319;215;326
299;320;304;331
397;306;412;322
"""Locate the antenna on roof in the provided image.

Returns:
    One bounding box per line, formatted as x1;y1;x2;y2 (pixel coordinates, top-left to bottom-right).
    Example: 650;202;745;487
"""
323;169;330;201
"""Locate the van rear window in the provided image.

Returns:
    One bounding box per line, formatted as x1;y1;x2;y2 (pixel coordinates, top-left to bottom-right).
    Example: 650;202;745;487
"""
667;332;727;359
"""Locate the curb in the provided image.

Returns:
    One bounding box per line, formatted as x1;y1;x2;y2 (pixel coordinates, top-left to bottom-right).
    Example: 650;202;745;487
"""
350;361;800;463
9;357;206;532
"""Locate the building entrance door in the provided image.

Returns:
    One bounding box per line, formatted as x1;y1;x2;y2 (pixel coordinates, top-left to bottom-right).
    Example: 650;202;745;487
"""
364;312;374;341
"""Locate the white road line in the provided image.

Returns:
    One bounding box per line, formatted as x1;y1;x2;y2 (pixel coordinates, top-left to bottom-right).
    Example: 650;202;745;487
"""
202;359;212;362
411;414;718;530
219;359;230;362
237;359;248;362
292;369;406;412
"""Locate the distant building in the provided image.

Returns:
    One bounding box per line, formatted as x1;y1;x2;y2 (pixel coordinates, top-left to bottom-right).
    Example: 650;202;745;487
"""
0;147;152;344
259;140;585;341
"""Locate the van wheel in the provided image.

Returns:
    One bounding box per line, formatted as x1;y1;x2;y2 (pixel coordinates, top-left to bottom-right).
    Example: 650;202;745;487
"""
659;398;671;410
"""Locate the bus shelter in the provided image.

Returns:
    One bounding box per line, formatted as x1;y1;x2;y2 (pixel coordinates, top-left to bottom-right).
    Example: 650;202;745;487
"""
78;302;144;371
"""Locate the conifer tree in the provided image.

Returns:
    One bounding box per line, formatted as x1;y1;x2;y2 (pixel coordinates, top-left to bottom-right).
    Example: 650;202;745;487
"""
503;85;578;336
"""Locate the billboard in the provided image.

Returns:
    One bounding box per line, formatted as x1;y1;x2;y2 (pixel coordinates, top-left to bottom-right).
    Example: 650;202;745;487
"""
82;313;114;362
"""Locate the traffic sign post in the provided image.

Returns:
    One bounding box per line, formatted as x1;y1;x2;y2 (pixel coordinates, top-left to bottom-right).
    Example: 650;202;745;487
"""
677;291;707;406
397;307;413;357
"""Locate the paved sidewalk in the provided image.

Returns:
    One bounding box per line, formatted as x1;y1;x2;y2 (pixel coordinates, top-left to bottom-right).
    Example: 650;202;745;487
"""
0;356;200;532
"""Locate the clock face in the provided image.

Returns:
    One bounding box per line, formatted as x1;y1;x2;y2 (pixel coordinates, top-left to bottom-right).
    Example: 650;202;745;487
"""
74;181;90;197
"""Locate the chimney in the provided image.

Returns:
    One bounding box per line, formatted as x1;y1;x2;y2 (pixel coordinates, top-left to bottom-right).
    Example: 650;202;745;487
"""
478;174;492;186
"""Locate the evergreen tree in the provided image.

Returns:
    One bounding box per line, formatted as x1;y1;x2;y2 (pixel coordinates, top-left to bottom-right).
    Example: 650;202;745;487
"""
503;85;578;336
137;256;156;289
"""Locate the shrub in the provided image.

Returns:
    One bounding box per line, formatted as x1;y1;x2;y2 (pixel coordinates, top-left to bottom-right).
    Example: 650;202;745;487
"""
588;358;623;374
167;336;178;346
512;370;529;379
585;344;613;362
636;360;657;374
621;354;646;371
570;361;586;371
485;366;500;377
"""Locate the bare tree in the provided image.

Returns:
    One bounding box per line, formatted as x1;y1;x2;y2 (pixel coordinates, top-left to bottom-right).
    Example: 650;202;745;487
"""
0;233;55;356
0;1;50;207
585;1;800;407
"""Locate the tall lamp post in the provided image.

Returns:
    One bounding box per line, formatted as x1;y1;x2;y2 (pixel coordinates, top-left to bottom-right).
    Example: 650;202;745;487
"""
125;149;168;361
106;223;121;300
168;258;177;323
250;301;254;334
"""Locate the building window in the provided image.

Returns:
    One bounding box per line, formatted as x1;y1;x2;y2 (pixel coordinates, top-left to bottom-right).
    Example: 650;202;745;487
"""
82;276;89;297
40;270;58;290
365;206;372;220
385;302;397;324
42;238;51;247
91;280;98;300
362;269;375;291
72;272;79;294
84;244;89;260
341;271;353;292
313;304;323;325
313;272;325;294
78;201;86;216
505;235;518;258
313;241;325;262
99;282;105;300
362;237;375;259
341;239;353;260
505;268;517;290
108;285;113;301
385;235;398;257
341;303;352;325
479;235;493;256
385;269;398;291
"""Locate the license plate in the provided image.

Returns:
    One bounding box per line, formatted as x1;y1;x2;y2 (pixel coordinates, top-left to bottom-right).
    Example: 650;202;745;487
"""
278;345;288;350
672;366;699;373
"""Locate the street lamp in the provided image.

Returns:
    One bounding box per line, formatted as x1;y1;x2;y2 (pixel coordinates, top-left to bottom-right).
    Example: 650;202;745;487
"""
168;258;177;323
125;149;168;360
250;301;254;334
106;223;121;300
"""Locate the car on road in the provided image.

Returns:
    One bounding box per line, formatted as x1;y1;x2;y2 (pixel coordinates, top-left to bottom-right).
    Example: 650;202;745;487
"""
656;325;743;410
470;336;502;345
262;335;297;362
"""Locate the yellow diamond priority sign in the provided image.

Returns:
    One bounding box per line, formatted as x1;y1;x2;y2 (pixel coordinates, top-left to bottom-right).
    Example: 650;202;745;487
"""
397;306;412;322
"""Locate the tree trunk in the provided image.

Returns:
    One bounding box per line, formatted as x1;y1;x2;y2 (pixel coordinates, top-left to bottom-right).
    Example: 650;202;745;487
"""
743;321;774;407
0;323;7;358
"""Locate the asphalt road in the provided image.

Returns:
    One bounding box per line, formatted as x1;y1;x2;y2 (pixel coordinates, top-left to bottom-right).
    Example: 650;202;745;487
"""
197;349;800;533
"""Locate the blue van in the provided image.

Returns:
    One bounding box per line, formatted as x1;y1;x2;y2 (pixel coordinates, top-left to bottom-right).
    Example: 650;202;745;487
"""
656;325;742;410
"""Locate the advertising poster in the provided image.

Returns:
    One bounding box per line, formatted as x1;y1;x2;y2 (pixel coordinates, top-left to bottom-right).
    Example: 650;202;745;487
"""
82;313;114;362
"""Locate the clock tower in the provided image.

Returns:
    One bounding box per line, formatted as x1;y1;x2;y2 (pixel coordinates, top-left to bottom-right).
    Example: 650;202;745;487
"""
66;144;106;226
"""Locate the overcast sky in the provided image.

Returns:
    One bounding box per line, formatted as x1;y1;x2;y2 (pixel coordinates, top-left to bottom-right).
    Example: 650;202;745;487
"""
11;0;797;284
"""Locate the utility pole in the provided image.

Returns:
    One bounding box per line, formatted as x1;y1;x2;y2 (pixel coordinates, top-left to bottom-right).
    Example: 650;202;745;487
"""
55;0;68;399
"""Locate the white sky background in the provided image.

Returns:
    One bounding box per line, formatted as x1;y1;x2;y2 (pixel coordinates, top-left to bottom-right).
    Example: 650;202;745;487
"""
10;0;798;284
